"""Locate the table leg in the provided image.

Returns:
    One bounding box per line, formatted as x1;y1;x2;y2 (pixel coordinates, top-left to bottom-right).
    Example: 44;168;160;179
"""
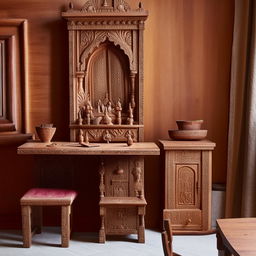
217;232;232;256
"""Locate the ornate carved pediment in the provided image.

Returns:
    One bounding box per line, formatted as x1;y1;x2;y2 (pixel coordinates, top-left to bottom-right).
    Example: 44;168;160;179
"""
80;0;131;13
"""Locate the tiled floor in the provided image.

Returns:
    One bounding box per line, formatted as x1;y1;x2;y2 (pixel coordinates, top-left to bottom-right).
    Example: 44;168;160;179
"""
0;228;218;256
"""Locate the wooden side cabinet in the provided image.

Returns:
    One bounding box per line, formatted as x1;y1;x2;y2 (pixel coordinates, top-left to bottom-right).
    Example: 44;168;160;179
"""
159;140;216;234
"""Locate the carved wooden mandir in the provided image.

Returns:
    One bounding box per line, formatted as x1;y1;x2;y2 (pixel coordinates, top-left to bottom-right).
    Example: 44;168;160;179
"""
62;0;148;143
62;0;149;243
159;140;216;234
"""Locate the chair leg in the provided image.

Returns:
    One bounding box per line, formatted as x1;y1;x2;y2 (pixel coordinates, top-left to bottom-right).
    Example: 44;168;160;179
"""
61;205;70;247
138;206;145;243
21;205;32;248
32;206;42;234
99;206;106;243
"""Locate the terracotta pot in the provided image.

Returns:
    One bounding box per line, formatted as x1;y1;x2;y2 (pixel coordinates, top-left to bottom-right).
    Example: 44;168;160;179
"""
36;127;56;143
176;120;203;130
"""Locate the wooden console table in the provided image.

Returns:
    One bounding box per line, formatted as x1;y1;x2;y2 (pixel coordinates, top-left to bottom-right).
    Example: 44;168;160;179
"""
217;218;256;256
18;142;160;242
159;140;216;234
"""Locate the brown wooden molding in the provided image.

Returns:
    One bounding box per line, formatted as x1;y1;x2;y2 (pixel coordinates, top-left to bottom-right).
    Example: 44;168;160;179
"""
0;133;32;146
0;19;29;142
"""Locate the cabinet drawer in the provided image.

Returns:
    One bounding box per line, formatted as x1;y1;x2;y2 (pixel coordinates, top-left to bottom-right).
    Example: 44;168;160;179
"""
163;209;202;230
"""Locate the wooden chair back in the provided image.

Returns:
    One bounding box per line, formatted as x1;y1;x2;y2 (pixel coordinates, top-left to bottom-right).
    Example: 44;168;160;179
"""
162;219;174;256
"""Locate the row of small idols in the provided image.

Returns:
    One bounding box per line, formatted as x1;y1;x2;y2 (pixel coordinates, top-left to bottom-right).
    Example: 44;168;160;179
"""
78;95;134;125
78;129;134;146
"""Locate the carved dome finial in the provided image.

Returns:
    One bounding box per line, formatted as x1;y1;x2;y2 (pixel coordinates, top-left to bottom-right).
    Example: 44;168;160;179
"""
69;2;74;9
102;0;108;7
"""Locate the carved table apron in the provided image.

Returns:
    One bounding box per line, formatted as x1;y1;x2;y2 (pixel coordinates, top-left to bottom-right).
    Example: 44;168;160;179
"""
18;142;160;242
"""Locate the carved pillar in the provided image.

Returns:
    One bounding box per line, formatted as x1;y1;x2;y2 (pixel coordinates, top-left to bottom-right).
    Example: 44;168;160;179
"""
99;161;105;198
76;71;84;94
130;71;136;109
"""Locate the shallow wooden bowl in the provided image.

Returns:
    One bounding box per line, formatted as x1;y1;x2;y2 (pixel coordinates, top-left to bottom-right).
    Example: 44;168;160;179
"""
176;120;203;130
168;129;207;140
36;127;56;143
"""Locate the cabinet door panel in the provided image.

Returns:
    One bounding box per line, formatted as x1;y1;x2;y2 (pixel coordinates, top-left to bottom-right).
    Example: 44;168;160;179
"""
175;164;200;209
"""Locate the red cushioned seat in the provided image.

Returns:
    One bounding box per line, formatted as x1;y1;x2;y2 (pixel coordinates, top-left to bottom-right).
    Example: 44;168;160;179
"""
20;188;78;248
20;188;77;206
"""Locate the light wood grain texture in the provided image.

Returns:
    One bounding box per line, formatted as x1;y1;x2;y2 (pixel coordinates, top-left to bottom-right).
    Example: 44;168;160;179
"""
160;140;215;233
217;218;256;256
18;142;160;155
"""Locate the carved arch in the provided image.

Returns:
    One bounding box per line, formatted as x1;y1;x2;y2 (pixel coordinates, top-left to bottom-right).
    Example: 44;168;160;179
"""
79;31;135;71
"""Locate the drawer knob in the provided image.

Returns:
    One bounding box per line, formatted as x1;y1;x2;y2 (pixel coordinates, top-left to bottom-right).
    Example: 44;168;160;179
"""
115;168;124;175
186;218;192;225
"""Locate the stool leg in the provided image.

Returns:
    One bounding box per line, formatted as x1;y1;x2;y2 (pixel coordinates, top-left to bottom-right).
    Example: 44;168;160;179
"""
61;205;70;247
21;205;32;248
32;206;42;234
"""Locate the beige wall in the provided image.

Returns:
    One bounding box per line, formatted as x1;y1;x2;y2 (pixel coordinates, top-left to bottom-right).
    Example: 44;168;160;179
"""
0;0;234;229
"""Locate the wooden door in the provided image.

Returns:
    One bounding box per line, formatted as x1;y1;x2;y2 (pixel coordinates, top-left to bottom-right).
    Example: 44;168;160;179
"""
164;150;202;230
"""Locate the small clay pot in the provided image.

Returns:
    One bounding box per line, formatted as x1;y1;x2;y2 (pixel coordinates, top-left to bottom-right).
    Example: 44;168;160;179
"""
176;120;203;130
36;127;56;143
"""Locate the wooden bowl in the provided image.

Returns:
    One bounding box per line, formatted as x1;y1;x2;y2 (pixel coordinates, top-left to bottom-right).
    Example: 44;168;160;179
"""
176;120;203;130
168;129;207;140
36;127;56;143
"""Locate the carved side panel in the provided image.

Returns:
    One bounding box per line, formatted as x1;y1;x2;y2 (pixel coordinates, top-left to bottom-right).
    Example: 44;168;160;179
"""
175;164;200;209
105;206;137;234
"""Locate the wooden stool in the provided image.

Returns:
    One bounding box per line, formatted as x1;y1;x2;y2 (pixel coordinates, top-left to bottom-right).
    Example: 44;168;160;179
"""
20;188;77;248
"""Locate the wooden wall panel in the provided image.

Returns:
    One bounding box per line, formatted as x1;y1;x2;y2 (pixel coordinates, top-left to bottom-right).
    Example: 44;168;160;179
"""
0;0;234;229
